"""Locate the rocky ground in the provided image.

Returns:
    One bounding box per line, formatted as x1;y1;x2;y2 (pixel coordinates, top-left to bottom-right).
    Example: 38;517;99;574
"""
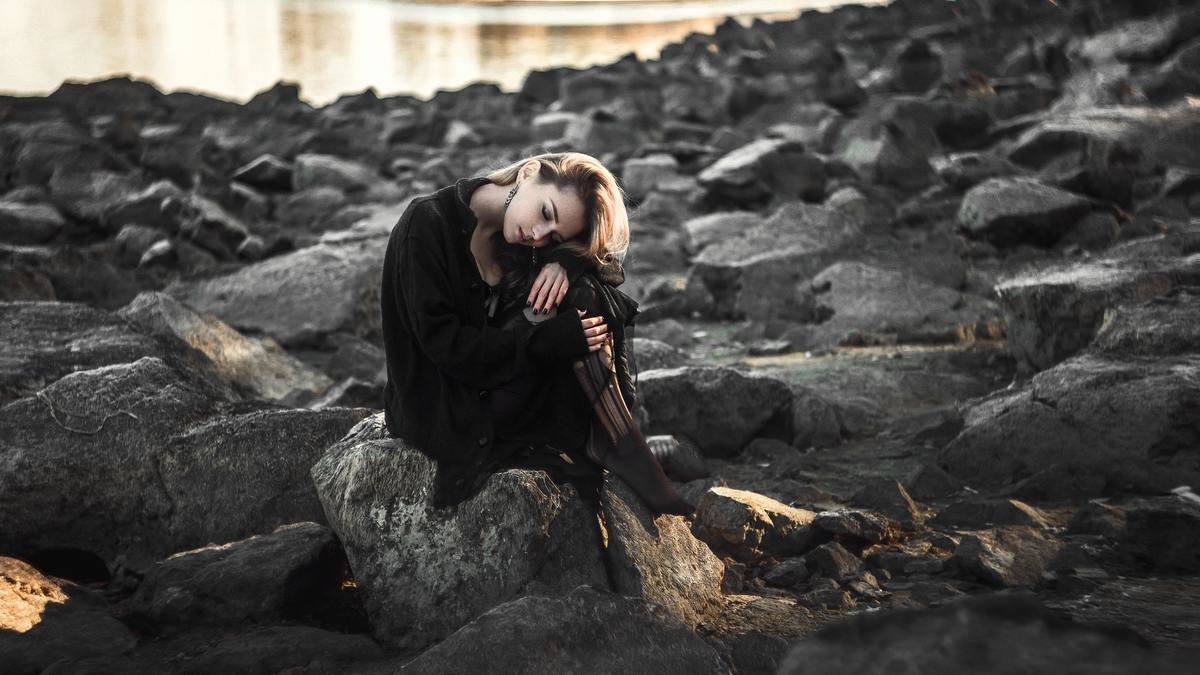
3;0;1200;672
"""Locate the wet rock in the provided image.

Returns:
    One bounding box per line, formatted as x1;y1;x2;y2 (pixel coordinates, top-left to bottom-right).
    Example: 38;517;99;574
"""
801;262;999;346
697;138;823;205
951;526;1063;588
0;557;137;675
167;239;384;348
812;509;899;547
689;201;861;320
1119;496;1200;573
850;479;921;530
958;177;1093;248
639;366;793;457
310;413;607;649
600;474;724;628
396;585;729;674
994;251;1200;370
778;593;1191;674
940;353;1200;494
118;291;333;402
0;200;66;244
125;522;344;634
803;542;862;581
694;486;818;560
932;499;1052;530
0;356;367;569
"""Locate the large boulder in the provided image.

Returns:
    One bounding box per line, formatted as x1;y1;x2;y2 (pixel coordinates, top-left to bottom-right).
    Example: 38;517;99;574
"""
118;291;333;402
957;177;1093;247
939;353;1200;495
995;252;1200;370
125;522;345;634
639;366;793;457
166;239;384;348
0;356;368;569
693;486;818;561
799;262;999;346
310;413;608;650
688;201;861;320
395;585;730;675
778;593;1191;674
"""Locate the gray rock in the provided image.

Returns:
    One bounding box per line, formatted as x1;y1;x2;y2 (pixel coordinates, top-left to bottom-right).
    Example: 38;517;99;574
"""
790;386;843;449
803;542;862;581
690;201;861;320
114;224;167;266
951;526;1063;588
46;169;146;231
764;558;811;588
0;200;66;244
812;510;899;546
623;153;680;202
639;366;793;457
0;356;367;569
1091;291;1200;358
932;499;1052;530
600;474;724;628
629;337;687;371
995;251;1200;370
310;413;608;649
1066;501;1127;537
231;153;294;191
940;353;1200;494
167;239;384;348
778;593;1191;674
934;152;1022;190
904;463;966;500
127;522;343;633
397;585;730;674
0;557;137;675
958;177;1093;247
836;124;935;191
802;262;999;346
698;138;824;204
118;291;333;402
1119;496;1200;573
170;625;383;675
681;211;760;256
850;479;921;530
293;153;380;193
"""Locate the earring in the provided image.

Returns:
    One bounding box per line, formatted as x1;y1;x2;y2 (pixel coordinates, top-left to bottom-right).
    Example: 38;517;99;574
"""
504;184;518;208
530;246;538;266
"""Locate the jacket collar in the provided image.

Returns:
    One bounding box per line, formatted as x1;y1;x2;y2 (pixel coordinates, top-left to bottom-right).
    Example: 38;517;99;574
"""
451;175;492;238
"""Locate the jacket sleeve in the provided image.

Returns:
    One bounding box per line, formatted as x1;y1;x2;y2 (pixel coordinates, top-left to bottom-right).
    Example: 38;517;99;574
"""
397;223;589;390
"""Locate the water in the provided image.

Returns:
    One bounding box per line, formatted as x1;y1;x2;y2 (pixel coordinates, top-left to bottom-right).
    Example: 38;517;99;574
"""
0;0;877;107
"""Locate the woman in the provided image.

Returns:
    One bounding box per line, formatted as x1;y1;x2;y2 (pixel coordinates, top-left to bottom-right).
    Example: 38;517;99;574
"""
380;151;694;516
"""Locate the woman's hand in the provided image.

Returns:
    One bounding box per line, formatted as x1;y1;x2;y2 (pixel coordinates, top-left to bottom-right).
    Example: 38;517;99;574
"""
528;262;569;314
577;309;609;352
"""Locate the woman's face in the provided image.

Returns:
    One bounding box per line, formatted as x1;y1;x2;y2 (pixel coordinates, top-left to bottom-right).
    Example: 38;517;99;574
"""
502;173;587;248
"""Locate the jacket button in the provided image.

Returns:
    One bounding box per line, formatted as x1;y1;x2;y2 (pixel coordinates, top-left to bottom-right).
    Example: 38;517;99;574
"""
479;389;489;399
477;435;488;446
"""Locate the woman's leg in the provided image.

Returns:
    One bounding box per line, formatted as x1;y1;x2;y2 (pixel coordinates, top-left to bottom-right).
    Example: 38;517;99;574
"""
571;333;695;517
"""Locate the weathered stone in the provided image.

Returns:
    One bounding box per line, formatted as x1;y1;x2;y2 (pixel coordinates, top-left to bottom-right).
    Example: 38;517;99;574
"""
837;123;936;191
904;463;967;500
958;177;1092;248
764;558;811;588
803;541;862;581
396;585;729;674
46;169;147;232
802;262;999;346
850;479;921;530
681;211;760;256
623;153;680;201
1119;496;1200;573
940;353;1200;494
697;138;824;204
694;486;818;560
995;252;1200;370
310;413;607;649
690;202;861;320
812;510;899;546
231;153;293;191
934;152;1022;190
0;200;66;244
639;366;793;457
167;239;384;347
1091;291;1200;358
0;357;367;569
1066;501;1127;537
0;557;137;675
118;291;333;402
778;593;1191;674
126;522;344;634
600;474;724;628
629;337;687;371
790;386;843;449
932;499;1052;530
951;526;1063;587
293;153;379;193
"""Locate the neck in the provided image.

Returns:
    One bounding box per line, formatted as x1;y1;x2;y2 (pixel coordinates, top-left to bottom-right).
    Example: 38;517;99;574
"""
468;183;507;281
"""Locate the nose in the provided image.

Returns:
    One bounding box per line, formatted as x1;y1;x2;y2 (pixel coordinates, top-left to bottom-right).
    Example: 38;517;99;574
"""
529;223;550;243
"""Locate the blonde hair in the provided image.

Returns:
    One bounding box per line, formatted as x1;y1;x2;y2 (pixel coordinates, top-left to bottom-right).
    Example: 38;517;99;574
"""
485;152;629;269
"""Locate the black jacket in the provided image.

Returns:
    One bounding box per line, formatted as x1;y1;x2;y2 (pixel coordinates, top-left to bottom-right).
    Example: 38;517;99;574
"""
380;176;640;507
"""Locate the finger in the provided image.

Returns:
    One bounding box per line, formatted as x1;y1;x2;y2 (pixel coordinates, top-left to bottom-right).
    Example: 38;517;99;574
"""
535;279;555;313
551;277;568;308
527;274;545;307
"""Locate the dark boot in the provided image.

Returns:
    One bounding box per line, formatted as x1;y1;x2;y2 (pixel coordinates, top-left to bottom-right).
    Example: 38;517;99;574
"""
573;335;696;517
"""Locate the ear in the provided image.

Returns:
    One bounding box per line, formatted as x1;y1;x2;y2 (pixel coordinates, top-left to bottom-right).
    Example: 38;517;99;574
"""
520;160;539;182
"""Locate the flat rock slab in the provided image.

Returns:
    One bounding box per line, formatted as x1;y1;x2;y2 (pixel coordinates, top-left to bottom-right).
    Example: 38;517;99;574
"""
0;356;368;569
396;585;730;675
957;177;1093;247
639;366;793;457
995;251;1200;370
167;239;384;348
940;352;1200;494
778;593;1192;674
310;413;608;650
